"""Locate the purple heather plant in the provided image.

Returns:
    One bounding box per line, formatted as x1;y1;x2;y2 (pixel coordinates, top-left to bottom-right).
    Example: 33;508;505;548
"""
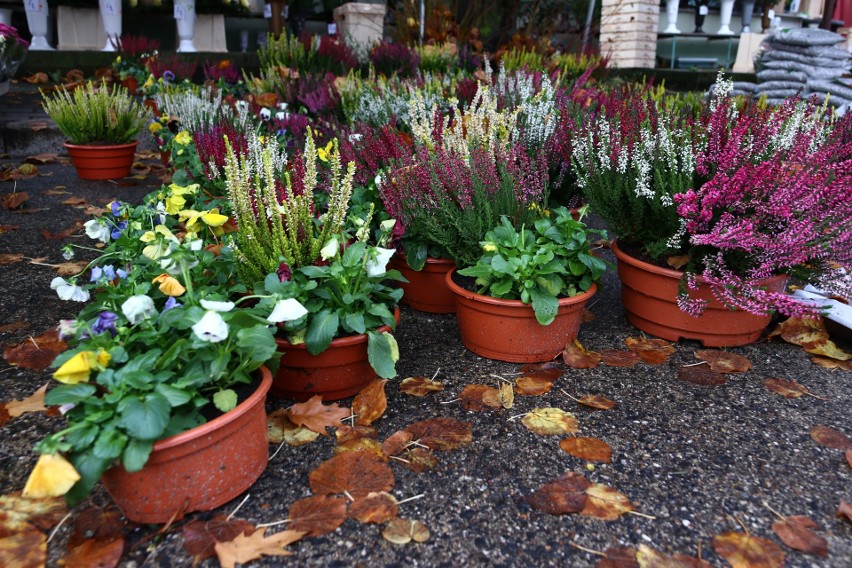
370;41;421;78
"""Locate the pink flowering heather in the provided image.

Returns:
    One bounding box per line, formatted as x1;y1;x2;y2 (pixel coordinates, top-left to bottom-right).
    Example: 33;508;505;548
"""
675;98;852;317
194;122;248;181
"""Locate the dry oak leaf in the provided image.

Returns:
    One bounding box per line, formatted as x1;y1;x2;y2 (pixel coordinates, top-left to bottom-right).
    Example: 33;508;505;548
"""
762;377;810;399
4;383;49;419
677;365;727;386
522;472;590;515
581;483;634;521
400;447;438;473
214;529;305;568
771;515;827;557
515;375;554;396
559;437;612;463
381;430;413;457
404;417;473;451
712;531;785;568
266;408;319;446
837;501;852;524
522;408;579;436
635;544;710;568
625;337;676;365
694;350;752;373
382;518;430;544
809;425;852;450
349;491;399;524
810;356;852;370
309;450;395;499
0;493;67;538
0;191;28;209
181;514;254;564
601;349;640;367
562;338;601;369
0;529;46;568
399;376;444;397
459;384;502;411
597;545;639;568
0;253;23;265
352;379;387;426
288;495;348;537
3;328;68;371
287;395;350;435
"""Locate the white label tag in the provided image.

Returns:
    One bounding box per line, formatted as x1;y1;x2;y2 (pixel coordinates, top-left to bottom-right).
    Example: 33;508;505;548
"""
327;23;337;35
24;0;44;14
104;0;120;15
264;4;272;18
699;5;709;15
174;3;194;19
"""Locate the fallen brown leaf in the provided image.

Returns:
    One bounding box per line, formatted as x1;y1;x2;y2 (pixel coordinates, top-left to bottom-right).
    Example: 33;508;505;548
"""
3;329;68;370
575;394;617;410
382;518;430;544
308;451;394;499
601;349;640;367
404;418;473;451
266;409;318;446
522;472;589;515
597;545;639;568
0;493;67;538
810;356;852;370
771;515;827;557
635;544;710;567
581;483;634;521
519;362;562;380
349;491;398;524
3;384;49;419
459;384;502;411
837;501;852;523
809;425;852;450
25;154;58;165
0;192;28;209
0;529;46;568
677;365;727;386
399;376;444;397
400;447;438;473
762;377;813;399
182;515;254;564
562;338;601;369
288;495;348;537
559;436;612;463
0;253;23;265
694;349;751;373
521;408;579;436
287;395;349;435
515;375;554;395
214;529;305;568
625;337;675;365
712;531;785;568
66;507;125;568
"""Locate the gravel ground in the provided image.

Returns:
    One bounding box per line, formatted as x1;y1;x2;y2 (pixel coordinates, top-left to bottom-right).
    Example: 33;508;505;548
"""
1;83;850;567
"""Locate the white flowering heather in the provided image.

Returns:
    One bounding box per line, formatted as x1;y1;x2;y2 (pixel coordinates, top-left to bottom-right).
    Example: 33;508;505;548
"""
154;86;237;134
340;71;450;129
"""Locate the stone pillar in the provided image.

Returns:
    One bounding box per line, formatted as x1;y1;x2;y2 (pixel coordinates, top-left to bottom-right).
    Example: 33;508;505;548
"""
600;0;660;68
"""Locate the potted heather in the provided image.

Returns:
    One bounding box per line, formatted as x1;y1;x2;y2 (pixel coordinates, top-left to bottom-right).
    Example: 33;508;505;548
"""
449;207;607;362
224;130;404;401
25;189;284;524
573;76;852;346
41;82;149;180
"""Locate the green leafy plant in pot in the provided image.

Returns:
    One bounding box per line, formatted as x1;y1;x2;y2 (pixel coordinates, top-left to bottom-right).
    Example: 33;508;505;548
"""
41;81;149;180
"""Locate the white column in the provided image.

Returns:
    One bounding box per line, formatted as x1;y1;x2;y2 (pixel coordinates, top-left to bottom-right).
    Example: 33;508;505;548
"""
664;0;681;34
99;0;122;51
175;0;197;53
717;0;735;35
25;0;54;51
600;0;660;68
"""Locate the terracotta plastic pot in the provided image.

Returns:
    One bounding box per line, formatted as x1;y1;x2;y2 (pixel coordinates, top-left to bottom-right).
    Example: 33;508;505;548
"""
273;309;401;401
101;366;272;524
64;141;138;180
445;269;597;363
388;255;457;313
612;240;788;347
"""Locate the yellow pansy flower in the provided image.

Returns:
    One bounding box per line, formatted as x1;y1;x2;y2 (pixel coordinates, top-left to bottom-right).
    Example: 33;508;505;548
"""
317;141;334;163
53;350;111;385
165;194;186;215
174;131;192;145
23;454;81;498
201;209;229;227
141;225;178;260
143;75;154;89
483;243;497;252
168;183;199;196
152;273;186;297
149;122;163;134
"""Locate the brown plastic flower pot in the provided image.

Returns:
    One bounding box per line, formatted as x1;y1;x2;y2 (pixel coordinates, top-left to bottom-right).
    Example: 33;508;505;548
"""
445;269;597;363
100;366;272;524
273;308;401;401
64;141;138;180
612;240;788;347
388;255;457;313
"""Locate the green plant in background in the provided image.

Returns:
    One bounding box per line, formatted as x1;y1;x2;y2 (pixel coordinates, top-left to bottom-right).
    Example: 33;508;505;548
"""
258;33;310;71
41;82;149;145
458;207;607;324
500;46;547;72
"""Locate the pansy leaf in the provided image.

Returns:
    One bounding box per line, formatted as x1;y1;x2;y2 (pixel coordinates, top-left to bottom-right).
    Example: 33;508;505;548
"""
367;331;399;379
528;287;558;326
122;438;154;472
236;326;278;362
306;310;339;355
44;384;97;406
344;313;366;334
66;453;111;507
155;384;192;407
117;393;170;440
93;429;127;460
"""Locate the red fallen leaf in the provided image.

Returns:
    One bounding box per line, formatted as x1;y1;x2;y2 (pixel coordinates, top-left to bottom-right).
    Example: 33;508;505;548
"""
677;365;727;386
458;384;501;411
382;430;413;457
771;515;828;557
596;545;639;568
559;437;612;463
3;328;68;370
404;417;473;451
0;407;11;428
400;447;438;473
600;349;640;367
519;362;563;381
182;514;255;564
837;501;852;523
624;337;676;365
0;253;23;265
515;376;554;396
562;339;601;369
575;394;617;410
23;73;48;84
694;349;751;373
352;379;387;426
809;425;852;450
287;395;350;435
349;491;398;524
712;531;785;568
288;495;348;536
522;472;590;515
308;451;394;499
0;192;28;210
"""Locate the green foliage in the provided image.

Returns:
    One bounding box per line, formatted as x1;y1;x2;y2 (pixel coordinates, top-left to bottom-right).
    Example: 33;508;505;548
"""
458;207;607;325
41;82;149;145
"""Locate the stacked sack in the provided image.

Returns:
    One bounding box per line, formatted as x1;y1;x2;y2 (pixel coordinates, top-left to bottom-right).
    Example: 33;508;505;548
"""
755;28;851;109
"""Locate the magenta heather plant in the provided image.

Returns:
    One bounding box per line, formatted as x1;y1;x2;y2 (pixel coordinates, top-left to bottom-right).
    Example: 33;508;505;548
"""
202;60;240;85
674;97;852;317
370;41;421;78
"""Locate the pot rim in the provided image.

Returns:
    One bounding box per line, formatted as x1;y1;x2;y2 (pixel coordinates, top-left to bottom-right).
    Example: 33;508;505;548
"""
610;239;787;285
152;365;272;452
63;140;140;150
445;268;597;307
275;307;401;350
392;254;456;266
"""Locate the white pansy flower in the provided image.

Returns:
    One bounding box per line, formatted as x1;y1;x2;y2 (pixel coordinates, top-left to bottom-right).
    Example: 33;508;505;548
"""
236;100;248;112
267;298;309;323
379;219;396;232
50;277;90;302
200;299;235;312
366;247;396;277
374;173;382;188
192;311;229;343
276;102;288;111
275;111;287;121
84;219;111;243
320;237;339;261
348;133;363;143
121;295;156;324
259;108;271;121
